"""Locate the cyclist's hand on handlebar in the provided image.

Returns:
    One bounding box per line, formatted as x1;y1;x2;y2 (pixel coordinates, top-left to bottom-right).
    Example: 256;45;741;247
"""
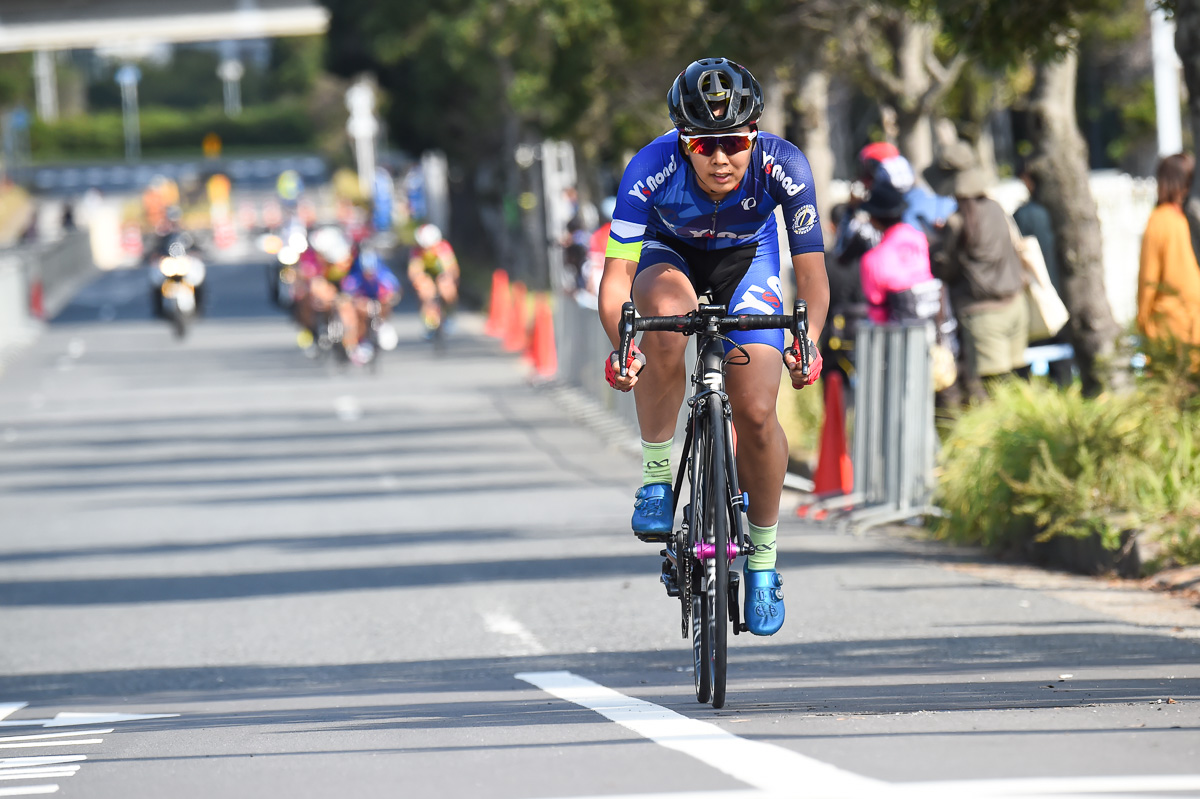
784;339;822;389
605;343;646;392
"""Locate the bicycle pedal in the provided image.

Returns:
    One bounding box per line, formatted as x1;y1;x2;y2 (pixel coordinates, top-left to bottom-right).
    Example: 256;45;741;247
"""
634;531;671;544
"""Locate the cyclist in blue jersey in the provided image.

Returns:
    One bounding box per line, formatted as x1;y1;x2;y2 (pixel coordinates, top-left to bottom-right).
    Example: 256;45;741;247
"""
340;244;401;364
598;58;829;637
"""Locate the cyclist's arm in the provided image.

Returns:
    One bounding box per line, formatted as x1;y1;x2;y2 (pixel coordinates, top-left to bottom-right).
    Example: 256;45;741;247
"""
791;251;829;342
598;256;637;349
440;245;460;279
407;256;424;283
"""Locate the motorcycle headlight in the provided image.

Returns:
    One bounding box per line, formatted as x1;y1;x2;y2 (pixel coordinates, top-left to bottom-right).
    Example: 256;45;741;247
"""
160;257;188;277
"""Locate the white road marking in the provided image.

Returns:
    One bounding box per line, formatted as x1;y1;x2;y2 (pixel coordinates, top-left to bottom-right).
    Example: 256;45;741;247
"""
334;395;362;422
0;712;178;728
0;787;58;796
515;671;884;796
485;612;547;655
0;709;25;725
0;770;78;781
518;672;1200;799
0;757;87;770
0;731;112;744
0;740;102;750
897;775;1200;796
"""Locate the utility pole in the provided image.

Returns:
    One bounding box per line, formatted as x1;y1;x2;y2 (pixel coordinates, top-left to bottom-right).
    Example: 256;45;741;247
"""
115;64;142;162
33;50;59;121
345;78;379;199
1148;0;1183;155
218;59;245;117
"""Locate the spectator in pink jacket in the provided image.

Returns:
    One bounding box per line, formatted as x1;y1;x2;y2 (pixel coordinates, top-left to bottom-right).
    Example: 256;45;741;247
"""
858;177;940;324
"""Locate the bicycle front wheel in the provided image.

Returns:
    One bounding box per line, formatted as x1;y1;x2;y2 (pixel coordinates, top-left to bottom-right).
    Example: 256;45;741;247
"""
706;397;729;709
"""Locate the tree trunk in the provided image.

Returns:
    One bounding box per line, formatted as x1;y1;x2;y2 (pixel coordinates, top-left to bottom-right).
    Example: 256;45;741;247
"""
1028;51;1124;395
761;74;788;140
1177;0;1200;193
893;19;935;173
796;69;835;228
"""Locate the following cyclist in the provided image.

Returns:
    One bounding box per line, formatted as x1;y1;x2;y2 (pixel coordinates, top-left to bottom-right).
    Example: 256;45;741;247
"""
407;223;460;336
598;58;829;637
294;225;355;355
340;244;402;363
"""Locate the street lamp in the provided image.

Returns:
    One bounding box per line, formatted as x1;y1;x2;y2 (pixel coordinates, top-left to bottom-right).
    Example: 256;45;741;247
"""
114;64;141;162
345;79;379;198
218;59;244;118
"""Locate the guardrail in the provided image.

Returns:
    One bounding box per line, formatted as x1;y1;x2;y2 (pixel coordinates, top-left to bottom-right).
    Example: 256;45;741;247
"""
556;293;639;431
0;231;96;355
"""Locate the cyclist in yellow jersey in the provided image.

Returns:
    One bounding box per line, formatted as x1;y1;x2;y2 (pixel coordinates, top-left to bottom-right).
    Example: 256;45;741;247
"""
408;224;460;332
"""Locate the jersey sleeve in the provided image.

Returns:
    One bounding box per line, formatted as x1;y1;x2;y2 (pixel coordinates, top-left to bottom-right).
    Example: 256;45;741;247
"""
766;140;825;256
606;139;673;262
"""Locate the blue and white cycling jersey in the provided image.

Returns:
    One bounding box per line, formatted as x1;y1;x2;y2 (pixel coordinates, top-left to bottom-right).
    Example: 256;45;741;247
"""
606;130;824;262
606;130;824;350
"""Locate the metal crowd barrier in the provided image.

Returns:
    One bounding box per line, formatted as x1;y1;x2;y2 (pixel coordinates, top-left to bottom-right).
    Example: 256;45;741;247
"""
555;294;640;431
0;232;96;355
810;321;938;530
551;299;940;531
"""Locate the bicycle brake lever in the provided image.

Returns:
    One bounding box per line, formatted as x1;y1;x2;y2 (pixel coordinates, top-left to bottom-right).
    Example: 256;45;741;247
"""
793;300;810;377
619;302;636;377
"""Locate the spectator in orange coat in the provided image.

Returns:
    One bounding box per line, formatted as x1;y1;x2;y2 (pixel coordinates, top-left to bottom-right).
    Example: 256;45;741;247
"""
1137;153;1200;347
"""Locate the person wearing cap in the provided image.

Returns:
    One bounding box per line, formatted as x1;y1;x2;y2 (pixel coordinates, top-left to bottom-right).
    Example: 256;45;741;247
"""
924;140;1028;400
857;173;937;325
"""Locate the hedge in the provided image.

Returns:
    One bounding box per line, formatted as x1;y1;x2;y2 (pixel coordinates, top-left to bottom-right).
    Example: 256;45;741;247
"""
30;101;315;160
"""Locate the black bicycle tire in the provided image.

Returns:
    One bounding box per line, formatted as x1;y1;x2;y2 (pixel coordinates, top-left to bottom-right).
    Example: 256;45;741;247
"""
708;398;729;709
690;411;712;704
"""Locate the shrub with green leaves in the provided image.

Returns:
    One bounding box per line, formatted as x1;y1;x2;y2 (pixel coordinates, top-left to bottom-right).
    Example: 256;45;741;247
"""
934;378;1200;568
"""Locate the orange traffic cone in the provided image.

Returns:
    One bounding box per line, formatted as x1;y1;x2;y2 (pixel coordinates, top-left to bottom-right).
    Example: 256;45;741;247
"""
811;372;853;496
485;269;509;338
503;281;528;353
527;295;558;378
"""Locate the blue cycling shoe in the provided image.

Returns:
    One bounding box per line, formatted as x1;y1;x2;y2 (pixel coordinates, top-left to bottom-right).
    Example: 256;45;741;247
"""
743;568;785;636
632;483;673;535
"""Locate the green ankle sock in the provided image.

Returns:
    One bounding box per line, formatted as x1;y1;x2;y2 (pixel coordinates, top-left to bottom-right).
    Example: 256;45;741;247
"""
641;438;673;485
747;521;778;571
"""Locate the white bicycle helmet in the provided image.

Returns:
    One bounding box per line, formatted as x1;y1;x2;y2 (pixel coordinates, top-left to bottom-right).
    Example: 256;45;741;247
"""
414;223;443;249
310;226;351;264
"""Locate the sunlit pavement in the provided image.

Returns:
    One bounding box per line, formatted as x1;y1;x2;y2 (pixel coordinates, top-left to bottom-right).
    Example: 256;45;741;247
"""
0;261;1198;798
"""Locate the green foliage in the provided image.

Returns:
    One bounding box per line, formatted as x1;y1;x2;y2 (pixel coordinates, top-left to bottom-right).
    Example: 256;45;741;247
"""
321;0;808;167
30;102;314;160
0;53;32;109
934;373;1200;568
931;0;1126;68
1104;77;1158;165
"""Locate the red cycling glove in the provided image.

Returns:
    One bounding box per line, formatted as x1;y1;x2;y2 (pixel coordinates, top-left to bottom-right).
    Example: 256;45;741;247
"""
785;339;823;389
605;343;646;391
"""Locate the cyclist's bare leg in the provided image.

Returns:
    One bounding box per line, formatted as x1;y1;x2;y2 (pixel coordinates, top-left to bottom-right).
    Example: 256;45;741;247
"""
724;343;787;529
338;296;360;349
630;263;696;442
436;273;458;306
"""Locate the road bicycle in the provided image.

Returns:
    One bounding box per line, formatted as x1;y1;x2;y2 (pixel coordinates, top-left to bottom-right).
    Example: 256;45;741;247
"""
618;299;809;709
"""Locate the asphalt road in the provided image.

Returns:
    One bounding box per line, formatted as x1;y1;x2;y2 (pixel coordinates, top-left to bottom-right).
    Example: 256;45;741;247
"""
0;260;1198;799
